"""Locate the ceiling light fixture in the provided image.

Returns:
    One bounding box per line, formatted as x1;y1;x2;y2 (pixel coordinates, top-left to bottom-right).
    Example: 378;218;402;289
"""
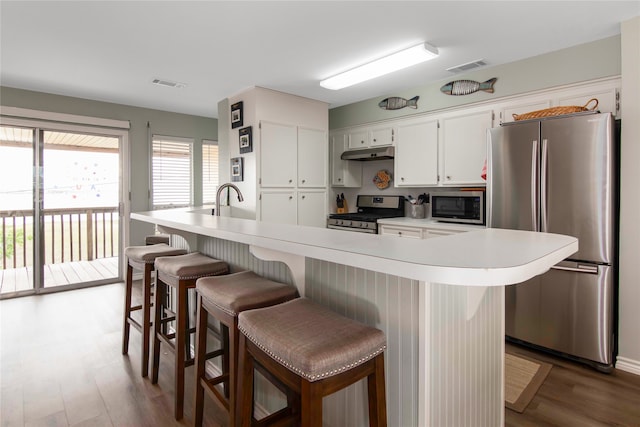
320;42;439;90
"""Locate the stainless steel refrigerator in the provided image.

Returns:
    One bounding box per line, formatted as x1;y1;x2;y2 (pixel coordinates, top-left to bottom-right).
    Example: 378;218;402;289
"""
487;112;618;371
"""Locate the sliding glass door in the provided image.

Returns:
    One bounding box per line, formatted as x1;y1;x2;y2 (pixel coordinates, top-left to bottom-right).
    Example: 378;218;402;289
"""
0;122;124;297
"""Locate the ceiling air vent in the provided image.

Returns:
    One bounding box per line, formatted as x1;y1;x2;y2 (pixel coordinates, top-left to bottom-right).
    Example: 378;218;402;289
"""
152;78;187;89
446;59;487;73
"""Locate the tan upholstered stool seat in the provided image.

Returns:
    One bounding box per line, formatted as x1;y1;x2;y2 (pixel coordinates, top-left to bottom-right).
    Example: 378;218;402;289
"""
145;234;170;245
239;298;386;381
237;298;387;426
154;252;228;285
197;270;299;316
193;271;299;427
125;243;186;264
151;252;229;420
122;243;187;378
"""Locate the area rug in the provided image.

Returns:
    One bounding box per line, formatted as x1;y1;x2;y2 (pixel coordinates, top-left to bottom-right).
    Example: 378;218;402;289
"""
505;352;552;413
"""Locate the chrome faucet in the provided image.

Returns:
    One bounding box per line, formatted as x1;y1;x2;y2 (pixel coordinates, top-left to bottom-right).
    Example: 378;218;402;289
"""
215;183;244;216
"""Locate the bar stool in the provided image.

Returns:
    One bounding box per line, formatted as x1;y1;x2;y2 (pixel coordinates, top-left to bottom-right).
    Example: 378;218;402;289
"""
193;271;299;427
145;233;170;245
122;243;187;377
151;252;230;420
237;297;388;427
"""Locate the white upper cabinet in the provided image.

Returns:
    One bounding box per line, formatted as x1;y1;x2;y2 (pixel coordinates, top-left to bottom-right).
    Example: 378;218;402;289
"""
298;127;327;188
260;121;297;187
260;122;327;189
369;126;394;147
557;87;618;116
330;132;362;187
347;125;394;149
395;118;439;186
348;128;369;149
440;109;493;186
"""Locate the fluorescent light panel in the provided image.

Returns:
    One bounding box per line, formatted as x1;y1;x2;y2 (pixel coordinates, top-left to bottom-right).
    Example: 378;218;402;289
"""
320;42;439;90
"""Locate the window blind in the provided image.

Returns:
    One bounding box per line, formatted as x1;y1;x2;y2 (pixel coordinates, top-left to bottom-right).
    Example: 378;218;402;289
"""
152;136;192;209
202;141;219;204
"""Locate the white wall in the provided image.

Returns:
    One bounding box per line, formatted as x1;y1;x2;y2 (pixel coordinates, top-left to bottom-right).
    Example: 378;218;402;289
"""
617;16;640;375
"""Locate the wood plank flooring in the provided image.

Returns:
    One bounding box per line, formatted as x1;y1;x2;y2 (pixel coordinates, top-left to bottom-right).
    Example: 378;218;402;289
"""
0;257;118;294
505;342;640;427
0;282;228;427
1;282;639;426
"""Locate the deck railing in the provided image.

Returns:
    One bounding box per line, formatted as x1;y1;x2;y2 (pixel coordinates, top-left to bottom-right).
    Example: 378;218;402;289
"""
0;207;119;269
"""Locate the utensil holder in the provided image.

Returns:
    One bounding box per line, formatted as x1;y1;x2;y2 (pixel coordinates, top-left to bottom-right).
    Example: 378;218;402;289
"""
409;204;425;219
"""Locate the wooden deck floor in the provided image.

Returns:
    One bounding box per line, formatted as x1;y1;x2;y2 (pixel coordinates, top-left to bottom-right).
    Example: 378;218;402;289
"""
0;257;119;294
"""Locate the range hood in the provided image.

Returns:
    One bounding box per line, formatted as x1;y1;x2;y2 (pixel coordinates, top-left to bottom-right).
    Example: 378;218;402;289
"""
341;146;395;161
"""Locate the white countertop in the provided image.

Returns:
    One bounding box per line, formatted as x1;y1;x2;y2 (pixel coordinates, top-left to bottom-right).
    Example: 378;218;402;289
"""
377;217;487;232
131;209;577;287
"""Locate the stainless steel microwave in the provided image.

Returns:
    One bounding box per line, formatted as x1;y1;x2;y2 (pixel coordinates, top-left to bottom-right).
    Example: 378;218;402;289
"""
430;191;485;225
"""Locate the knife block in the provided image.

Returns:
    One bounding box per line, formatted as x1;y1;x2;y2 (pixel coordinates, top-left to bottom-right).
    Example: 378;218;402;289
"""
336;199;348;214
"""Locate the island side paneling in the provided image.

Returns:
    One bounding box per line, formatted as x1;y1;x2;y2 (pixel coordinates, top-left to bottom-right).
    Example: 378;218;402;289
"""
176;234;502;426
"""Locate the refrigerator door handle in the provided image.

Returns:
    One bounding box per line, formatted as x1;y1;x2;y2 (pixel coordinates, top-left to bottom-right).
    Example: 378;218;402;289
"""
540;138;548;232
531;140;539;231
550;264;599;274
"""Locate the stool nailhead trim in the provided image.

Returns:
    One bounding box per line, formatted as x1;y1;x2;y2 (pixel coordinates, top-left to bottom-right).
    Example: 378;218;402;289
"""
161;267;229;281
238;324;387;382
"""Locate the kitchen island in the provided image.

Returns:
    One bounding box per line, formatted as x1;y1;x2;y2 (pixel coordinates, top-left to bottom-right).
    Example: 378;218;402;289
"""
131;209;577;427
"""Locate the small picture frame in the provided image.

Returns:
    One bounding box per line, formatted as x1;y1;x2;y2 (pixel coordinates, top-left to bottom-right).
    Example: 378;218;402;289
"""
230;157;244;182
231;101;243;129
239;126;252;153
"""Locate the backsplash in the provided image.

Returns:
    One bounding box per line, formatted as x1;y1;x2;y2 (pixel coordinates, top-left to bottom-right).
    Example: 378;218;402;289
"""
331;160;483;216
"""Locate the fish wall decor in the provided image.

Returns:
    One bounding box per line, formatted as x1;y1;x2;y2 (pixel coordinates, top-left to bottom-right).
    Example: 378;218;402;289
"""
440;78;497;96
378;96;419;110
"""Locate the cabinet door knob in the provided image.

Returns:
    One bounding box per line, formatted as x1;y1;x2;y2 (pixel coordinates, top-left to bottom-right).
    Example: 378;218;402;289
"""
338;178;342;182
373;138;377;142
360;140;365;144
301;195;306;199
289;196;293;200
289;179;293;183
302;179;306;184
401;177;405;181
446;175;451;180
398;231;402;236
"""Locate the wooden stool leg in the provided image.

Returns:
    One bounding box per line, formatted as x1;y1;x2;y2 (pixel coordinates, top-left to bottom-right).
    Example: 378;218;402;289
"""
228;320;238;427
174;283;188;420
301;381;323;427
222;323;230;398
141;263;152;377
194;295;208;427
367;354;387;427
237;334;255;427
151;277;165;385
121;263;133;355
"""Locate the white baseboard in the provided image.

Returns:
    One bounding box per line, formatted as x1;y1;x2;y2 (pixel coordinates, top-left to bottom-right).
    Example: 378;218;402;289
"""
616;356;640;376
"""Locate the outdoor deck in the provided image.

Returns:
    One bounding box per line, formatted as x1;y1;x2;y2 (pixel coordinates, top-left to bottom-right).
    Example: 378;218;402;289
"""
0;257;119;294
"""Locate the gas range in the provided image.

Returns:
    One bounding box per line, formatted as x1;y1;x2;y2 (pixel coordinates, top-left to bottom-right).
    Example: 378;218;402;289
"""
327;195;405;233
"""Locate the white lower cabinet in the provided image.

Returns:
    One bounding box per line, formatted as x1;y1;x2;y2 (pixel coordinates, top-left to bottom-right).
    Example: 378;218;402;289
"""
298;190;327;228
260;191;297;225
379;224;423;239
379;223;470;239
260;190;327;227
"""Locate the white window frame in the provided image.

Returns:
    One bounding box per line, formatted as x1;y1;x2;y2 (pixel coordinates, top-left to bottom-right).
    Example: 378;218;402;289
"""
202;139;219;205
150;135;194;209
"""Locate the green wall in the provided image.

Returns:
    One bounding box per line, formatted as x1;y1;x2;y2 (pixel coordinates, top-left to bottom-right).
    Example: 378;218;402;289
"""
0;86;218;246
329;35;622;129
